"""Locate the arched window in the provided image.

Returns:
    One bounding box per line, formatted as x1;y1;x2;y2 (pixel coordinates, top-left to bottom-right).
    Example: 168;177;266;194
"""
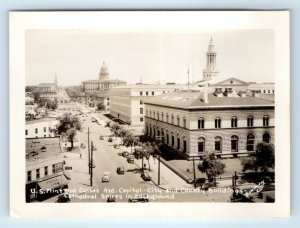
263;133;271;143
231;116;238;128
263;115;269;127
246;134;255;151
150;126;152;136
214;136;222;152
166;133;169;144
171;132;174;147
149;110;152;118
215;117;221;128
247;115;254;127
177;116;180;126
166;114;169;123
198;137;206;153
231;135;239;152
157;112;160;120
171;115;174;124
183;118;187;128
177;137;181;149
161;113;164;122
183;136;187;153
153;111;156;119
198;118;205;129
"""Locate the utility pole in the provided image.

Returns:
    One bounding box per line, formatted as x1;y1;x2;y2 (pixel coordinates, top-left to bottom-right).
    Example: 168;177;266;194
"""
90;141;94;187
87;127;90;174
193;156;196;188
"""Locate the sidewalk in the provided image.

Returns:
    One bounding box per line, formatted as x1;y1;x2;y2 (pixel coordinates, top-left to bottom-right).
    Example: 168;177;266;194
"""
118;144;194;190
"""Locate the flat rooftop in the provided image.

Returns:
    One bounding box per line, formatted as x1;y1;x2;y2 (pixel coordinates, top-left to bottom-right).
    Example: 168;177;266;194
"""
26;137;62;162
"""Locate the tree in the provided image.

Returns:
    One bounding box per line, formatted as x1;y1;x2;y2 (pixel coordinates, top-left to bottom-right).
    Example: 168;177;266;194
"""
132;144;148;173
56;113;82;149
198;151;225;185
110;123;121;139
96;102;105;111
119;128;129;145
123;133;139;154
241;142;275;173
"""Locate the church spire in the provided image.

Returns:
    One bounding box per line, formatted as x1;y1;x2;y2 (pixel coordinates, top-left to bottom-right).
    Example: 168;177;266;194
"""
203;36;219;81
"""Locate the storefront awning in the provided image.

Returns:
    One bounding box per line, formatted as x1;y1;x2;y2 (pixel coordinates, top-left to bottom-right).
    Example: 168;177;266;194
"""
38;175;68;192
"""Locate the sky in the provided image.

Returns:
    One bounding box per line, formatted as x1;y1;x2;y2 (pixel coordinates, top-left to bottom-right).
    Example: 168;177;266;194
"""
26;30;274;86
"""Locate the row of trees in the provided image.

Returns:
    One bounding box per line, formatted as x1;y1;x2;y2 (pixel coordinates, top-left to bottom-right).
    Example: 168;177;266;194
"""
197;142;275;185
107;122;161;173
107;121;276;186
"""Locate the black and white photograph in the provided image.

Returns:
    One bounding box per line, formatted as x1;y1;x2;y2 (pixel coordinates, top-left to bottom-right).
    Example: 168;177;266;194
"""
9;11;290;218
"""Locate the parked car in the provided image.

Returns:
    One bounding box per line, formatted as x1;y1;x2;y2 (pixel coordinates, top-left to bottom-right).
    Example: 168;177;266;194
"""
114;144;120;149
99;135;104;140
141;173;152;181
117;166;125;174
107;195;116;203
127;155;134;164
128;195;149;203
108;137;113;142
102;172;110;182
122;151;129;157
93;147;97;151
56;194;70;203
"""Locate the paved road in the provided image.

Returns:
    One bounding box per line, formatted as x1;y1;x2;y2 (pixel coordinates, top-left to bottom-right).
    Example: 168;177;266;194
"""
67;111;232;203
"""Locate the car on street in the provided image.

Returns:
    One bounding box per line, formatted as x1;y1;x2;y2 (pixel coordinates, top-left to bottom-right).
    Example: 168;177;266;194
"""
99;135;104;140
108;137;113;142
56;194;70;203
102;172;110;182
122;151;129;157
128;195;149;203
117;166;125;174
127;155;134;164
141;173;152;181
113;144;120;149
107;195;116;203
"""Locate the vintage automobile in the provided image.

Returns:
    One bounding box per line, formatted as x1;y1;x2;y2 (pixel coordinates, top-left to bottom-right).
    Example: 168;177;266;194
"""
128;195;149;203
141;173;152;181
127;155;134;164
56;194;70;203
102;172;110;182
117;166;125;174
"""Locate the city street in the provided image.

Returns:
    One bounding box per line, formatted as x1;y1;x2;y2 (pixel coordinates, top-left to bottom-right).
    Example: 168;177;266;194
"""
62;105;233;203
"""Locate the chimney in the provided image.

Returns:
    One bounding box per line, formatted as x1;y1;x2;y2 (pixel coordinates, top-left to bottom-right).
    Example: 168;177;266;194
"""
252;90;260;98
203;92;208;103
224;88;234;97
238;91;247;97
214;88;223;97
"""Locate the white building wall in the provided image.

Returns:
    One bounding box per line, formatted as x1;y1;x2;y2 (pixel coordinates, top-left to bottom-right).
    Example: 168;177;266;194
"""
25;119;58;138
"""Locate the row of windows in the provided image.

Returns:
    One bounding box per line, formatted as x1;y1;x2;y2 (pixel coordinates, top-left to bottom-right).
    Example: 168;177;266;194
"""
140;91;155;96
25;127;50;135
27;163;63;182
196;133;270;153
146;126;271;153
146;111;270;129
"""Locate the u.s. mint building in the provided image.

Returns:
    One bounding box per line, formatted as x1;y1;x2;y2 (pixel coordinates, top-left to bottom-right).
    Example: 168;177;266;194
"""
144;90;274;159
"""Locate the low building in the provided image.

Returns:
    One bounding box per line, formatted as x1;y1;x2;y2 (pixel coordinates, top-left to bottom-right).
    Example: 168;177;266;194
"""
144;90;274;159
25;118;59;138
26;137;68;202
109;84;186;132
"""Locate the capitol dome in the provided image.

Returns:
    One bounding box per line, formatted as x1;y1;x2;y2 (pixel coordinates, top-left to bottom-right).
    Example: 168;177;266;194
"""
99;61;110;80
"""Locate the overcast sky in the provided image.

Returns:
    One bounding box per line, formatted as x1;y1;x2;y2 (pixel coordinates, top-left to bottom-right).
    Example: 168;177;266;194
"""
26;30;274;86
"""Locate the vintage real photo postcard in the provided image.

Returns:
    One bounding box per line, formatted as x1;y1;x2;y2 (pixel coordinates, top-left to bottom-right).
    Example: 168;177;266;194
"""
9;11;290;218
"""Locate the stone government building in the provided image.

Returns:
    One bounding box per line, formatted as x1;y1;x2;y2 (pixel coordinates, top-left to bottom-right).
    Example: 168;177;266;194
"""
144;90;274;159
81;62;126;110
